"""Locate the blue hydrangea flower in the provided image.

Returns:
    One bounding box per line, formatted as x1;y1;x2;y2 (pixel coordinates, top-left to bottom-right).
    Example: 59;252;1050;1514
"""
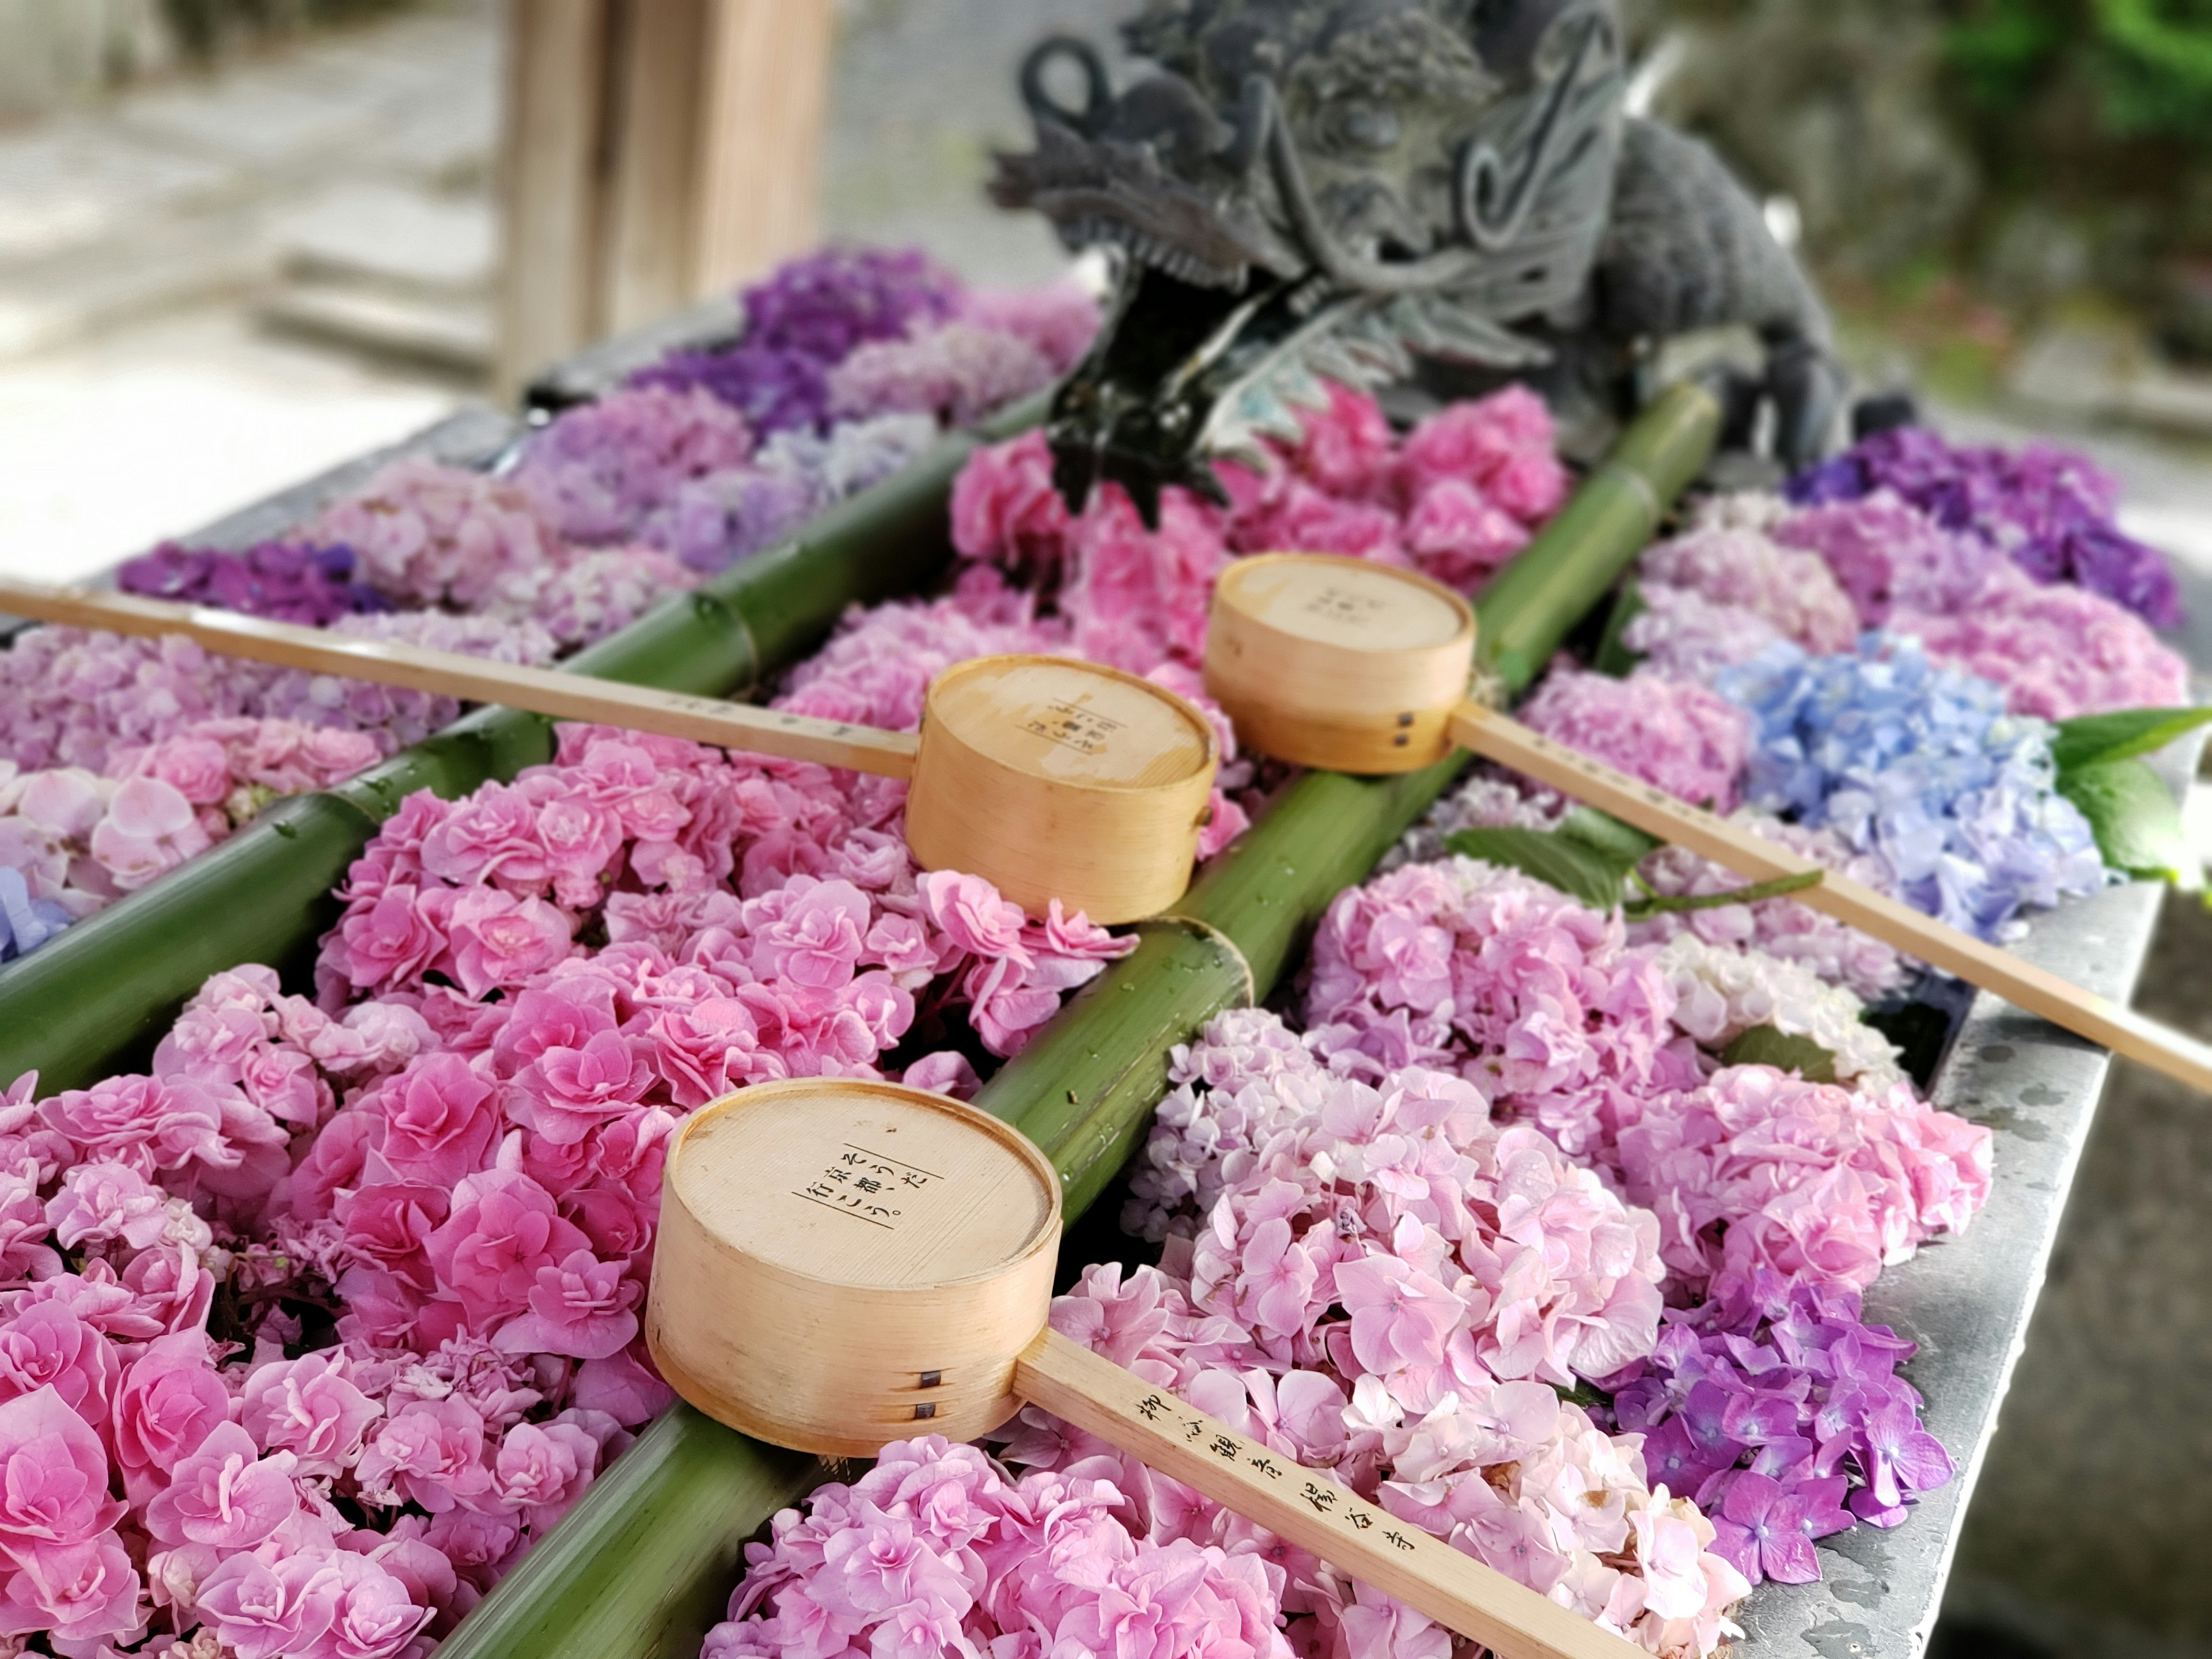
0;865;71;963
1717;634;2107;940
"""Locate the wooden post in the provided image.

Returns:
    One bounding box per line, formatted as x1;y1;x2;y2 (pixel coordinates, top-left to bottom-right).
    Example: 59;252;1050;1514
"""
493;0;610;396
494;0;836;394
694;0;837;293
601;0;713;332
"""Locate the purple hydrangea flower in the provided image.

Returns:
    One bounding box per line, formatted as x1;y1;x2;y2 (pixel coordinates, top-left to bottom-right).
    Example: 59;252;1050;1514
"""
1786;426;2179;626
1599;1270;1956;1587
118;540;391;626
631;247;962;434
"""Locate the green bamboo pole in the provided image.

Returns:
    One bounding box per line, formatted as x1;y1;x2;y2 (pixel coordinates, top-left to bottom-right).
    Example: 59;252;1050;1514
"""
0;393;1051;1094
433;383;1721;1659
1475;384;1719;692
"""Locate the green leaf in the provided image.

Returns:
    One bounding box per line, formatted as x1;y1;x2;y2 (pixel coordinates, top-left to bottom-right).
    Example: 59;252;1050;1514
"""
2050;705;2212;771
1443;826;1637;910
1591;579;1647;677
2055;756;2202;889
1624;867;1824;919
1557;805;1662;865
1721;1024;1840;1084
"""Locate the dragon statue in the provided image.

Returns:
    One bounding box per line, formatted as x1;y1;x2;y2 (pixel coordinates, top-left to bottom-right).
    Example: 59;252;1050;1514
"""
990;0;1842;519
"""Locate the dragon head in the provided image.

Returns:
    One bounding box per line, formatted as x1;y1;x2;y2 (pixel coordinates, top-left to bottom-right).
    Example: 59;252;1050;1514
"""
991;0;1626;518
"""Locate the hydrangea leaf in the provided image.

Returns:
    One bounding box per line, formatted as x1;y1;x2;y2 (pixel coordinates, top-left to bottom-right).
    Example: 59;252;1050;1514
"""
1558;806;1662;865
1592;579;1646;677
1442;826;1636;910
2055;756;2202;889
2050;704;2212;771
1720;1024;1839;1084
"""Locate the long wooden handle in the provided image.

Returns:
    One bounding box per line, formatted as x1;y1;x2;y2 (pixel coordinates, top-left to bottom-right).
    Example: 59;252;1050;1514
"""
1014;1328;1644;1659
1449;702;2212;1094
0;577;919;779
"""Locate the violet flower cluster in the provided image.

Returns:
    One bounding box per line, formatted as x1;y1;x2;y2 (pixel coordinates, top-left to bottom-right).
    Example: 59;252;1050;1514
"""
1628;494;2189;722
1609;1271;1958;1570
118;541;392;626
5;244;1095;925
1717;635;2107;941
628;247;1089;441
1786;425;2181;626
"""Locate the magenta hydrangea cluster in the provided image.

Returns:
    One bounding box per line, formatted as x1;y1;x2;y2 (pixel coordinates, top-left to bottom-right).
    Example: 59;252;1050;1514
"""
0;588;1157;1654
1786;425;2181;626
950;382;1567;672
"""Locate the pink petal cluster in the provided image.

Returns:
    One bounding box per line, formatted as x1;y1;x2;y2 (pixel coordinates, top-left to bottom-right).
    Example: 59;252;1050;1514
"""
1638;523;1859;656
1303;857;1703;1161
1;718;382;922
1887;578;2190;719
1001;1014;1742;1659
310;459;567;612
1633;490;2188;719
1615;1065;1991;1297
825;321;1058;428
0;1028;626;1655
703;1435;1291;1659
482;546;702;652
949;383;1567;669
953;279;1102;375
1515;669;1751;812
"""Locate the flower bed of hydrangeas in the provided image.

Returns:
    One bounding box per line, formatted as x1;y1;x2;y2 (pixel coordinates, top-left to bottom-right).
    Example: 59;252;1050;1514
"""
0;378;1578;1658
688;419;2190;1659
0;369;2184;1659
0;248;1094;963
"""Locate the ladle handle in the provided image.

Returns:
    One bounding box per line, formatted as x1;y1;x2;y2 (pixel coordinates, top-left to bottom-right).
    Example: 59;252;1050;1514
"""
1448;701;2212;1095
0;577;919;780
1014;1328;1643;1659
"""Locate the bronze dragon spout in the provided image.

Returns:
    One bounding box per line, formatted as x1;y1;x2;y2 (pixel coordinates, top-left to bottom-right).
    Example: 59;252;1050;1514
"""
992;0;1841;519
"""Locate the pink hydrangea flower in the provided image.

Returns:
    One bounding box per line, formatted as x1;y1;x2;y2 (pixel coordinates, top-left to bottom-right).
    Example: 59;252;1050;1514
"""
144;1421;300;1548
1516;666;1751;811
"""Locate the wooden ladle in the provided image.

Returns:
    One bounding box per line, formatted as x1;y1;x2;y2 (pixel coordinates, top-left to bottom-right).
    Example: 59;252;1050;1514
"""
1202;551;2212;1094
0;578;1216;923
647;1076;1645;1659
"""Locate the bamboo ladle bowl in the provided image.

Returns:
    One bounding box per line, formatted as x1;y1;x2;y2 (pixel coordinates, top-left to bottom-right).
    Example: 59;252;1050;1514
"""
647;1076;1643;1659
0;579;1216;924
1203;550;2212;1094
